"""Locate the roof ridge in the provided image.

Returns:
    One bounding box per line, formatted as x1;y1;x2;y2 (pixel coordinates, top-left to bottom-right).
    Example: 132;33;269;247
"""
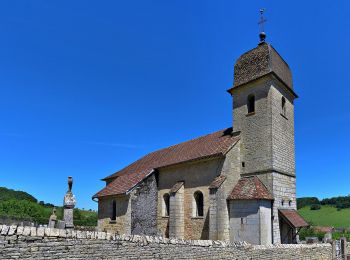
149;127;233;154
103;127;233;180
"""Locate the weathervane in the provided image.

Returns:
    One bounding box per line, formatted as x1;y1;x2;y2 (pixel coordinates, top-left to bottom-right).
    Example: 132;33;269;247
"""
258;8;267;43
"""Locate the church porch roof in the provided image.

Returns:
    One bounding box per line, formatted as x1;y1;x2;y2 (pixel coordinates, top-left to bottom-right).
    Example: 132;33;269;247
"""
279;209;309;228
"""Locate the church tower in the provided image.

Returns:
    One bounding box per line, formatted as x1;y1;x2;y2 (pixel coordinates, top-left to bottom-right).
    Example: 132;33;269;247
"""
228;34;299;243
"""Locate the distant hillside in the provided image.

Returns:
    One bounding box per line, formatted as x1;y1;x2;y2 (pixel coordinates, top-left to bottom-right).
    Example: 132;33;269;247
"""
0;187;97;226
297;195;350;210
297;196;350;228
0;187;38;203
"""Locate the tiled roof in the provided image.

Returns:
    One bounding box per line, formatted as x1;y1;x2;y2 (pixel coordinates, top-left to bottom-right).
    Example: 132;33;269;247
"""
279;209;309;228
232;42;293;90
209;175;226;189
314;226;334;233
170;181;184;194
227;176;273;200
93;128;240;198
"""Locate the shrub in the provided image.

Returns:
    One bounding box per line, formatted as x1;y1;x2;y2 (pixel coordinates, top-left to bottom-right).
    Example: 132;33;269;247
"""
332;232;350;241
298;227;325;241
297;197;320;209
310;204;321;210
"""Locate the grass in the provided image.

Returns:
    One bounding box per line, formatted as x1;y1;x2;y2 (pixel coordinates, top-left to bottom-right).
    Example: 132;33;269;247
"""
298;205;350;228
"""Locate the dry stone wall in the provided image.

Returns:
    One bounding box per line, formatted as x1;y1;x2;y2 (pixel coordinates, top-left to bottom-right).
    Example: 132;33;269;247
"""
0;224;333;259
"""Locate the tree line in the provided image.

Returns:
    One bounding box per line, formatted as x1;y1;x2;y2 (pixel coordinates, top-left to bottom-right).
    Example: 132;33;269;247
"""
297;196;350;210
0;187;97;226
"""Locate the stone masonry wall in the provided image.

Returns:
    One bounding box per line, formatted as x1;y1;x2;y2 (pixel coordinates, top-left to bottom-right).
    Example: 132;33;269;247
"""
0;225;332;259
270;83;296;175
157;158;222;240
130;174;158;236
271;172;296;243
98;195;131;234
210;141;241;241
232;77;273;174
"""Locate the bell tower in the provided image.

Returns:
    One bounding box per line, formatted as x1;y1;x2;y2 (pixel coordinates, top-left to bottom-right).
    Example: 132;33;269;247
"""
227;36;299;242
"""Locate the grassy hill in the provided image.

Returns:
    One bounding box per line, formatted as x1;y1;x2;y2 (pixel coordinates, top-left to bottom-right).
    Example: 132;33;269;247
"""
0;187;97;226
298;205;350;228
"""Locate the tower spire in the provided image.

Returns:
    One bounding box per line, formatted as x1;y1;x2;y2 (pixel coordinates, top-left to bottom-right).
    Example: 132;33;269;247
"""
258;8;267;43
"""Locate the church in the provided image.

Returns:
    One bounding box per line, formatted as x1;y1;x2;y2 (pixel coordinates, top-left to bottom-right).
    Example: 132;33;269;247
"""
92;31;309;245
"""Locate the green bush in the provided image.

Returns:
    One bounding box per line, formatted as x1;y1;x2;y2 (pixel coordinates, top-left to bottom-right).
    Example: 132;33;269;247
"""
298;227;325;241
297;197;320;210
332;232;350;241
0;199;48;222
310;204;321;210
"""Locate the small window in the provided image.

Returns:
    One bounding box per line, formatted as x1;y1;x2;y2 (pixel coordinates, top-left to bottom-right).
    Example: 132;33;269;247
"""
281;200;285;206
247;94;255;114
289;200;292;207
111;200;117;221
281;97;286;116
242;162;245;168
194;191;204;217
163;193;170;217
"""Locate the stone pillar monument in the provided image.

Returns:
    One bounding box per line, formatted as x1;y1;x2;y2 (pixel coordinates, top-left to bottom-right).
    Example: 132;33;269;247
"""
63;176;76;229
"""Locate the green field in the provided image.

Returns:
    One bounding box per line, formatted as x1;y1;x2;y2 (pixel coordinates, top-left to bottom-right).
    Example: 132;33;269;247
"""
298;205;350;228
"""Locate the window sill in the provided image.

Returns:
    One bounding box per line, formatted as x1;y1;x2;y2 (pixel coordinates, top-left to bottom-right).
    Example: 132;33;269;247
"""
109;220;116;224
161;216;169;219
246;112;255;117
280;113;288;120
191;216;204;219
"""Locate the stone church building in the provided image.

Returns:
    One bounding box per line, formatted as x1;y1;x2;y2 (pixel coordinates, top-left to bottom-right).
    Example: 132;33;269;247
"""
93;36;309;245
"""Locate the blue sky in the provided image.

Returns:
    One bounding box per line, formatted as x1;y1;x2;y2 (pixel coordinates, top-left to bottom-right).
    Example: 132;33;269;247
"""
0;1;349;210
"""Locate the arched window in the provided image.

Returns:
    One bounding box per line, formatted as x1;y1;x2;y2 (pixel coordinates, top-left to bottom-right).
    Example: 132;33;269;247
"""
247;94;255;114
281;96;286;116
163;193;170;217
111;200;117;221
194;191;204;217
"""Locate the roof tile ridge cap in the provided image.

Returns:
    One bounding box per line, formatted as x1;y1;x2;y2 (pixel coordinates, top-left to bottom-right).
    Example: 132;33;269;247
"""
125;169;156;194
267;43;273;73
268;44;292;70
253;176;273;199
222;137;240;156
152;127;231;151
253;176;264;188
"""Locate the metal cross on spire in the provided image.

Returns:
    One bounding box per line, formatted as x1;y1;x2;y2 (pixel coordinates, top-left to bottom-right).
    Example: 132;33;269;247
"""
258;8;267;43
